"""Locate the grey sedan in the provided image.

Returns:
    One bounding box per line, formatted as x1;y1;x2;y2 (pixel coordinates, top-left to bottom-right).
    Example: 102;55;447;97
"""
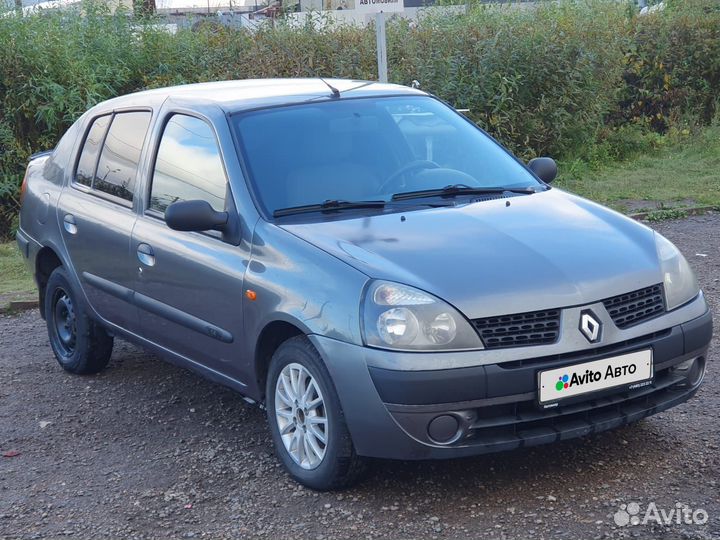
17;79;712;489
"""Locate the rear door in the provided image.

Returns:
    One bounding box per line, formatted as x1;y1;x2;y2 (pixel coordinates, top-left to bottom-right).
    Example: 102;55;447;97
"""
131;111;249;380
58;110;152;331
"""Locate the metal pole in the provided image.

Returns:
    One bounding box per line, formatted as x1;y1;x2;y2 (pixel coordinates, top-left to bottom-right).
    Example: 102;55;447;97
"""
375;11;388;83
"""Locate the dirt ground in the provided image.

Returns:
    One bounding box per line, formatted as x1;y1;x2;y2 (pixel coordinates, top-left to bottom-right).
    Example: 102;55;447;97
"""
1;214;718;540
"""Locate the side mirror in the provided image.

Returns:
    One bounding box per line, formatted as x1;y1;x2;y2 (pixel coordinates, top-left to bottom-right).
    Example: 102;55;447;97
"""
528;157;558;184
165;200;228;232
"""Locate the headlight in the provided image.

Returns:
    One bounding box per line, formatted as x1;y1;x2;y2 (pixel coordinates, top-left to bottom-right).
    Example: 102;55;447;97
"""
655;233;699;311
362;281;484;351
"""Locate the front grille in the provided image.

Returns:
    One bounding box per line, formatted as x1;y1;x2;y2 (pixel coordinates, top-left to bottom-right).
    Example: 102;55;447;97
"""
473;309;561;349
472;284;665;349
496;328;672;370
603;284;665;329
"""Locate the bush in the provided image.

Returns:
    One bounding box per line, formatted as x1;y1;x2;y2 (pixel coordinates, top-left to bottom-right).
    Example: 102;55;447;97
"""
618;0;720;131
1;0;719;238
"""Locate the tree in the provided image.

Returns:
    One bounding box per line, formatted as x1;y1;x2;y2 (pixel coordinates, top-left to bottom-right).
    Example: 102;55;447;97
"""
134;0;156;16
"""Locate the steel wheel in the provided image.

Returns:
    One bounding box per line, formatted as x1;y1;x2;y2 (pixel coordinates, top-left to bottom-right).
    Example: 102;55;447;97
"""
274;362;328;470
52;288;76;357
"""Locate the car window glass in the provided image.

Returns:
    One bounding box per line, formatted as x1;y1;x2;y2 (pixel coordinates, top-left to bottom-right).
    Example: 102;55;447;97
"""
44;118;82;185
94;111;152;202
75;115;111;187
386;101;523;185
149;114;226;214
233;96;539;216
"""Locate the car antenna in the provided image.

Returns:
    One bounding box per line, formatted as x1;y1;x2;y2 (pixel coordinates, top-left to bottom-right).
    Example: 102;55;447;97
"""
318;77;341;99
268;36;340;99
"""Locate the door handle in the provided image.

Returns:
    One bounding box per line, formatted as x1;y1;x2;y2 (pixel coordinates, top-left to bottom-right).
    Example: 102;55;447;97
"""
136;243;156;267
63;214;77;235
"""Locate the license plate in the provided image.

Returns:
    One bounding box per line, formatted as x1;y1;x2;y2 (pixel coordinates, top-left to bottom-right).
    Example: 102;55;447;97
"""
538;349;653;405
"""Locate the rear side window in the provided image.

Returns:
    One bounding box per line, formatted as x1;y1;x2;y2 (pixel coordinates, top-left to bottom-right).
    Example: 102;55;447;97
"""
94;111;152;202
75;115;111;187
149;114;226;213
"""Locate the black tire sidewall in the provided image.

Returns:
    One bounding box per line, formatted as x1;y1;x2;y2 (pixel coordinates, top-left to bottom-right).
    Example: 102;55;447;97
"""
45;267;90;372
266;337;352;490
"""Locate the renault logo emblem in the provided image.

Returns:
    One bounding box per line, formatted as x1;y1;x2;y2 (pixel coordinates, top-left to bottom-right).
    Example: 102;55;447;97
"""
579;310;602;343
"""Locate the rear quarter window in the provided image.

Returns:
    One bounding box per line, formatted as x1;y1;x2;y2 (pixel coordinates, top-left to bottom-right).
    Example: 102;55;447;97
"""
43;119;82;185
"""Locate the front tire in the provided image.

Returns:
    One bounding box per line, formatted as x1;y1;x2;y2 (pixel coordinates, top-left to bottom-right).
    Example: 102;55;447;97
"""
45;266;113;375
266;336;366;490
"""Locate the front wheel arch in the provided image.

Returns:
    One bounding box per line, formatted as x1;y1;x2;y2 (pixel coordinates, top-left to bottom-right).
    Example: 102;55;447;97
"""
254;320;304;403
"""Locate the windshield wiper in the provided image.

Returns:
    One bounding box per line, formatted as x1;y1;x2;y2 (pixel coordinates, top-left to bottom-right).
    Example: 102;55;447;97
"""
273;197;458;217
391;184;541;201
273;199;386;217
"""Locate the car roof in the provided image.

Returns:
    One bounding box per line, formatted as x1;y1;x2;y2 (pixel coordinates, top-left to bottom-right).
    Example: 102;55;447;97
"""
91;78;426;114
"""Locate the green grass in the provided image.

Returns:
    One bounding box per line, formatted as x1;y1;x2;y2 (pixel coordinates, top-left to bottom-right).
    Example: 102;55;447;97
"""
555;127;720;213
0;242;35;297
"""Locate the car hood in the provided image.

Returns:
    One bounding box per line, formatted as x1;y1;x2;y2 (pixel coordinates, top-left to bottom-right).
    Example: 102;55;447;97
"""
278;190;663;318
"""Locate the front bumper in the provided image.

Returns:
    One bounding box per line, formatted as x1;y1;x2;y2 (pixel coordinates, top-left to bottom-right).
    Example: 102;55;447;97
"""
311;307;712;460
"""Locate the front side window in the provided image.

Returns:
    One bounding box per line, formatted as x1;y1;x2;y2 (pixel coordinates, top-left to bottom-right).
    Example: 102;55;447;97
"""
75;115;111;187
94;111;152;202
232;96;540;216
149;114;227;214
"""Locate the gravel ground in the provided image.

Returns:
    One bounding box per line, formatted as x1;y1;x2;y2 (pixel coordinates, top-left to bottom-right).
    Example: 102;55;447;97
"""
1;214;718;540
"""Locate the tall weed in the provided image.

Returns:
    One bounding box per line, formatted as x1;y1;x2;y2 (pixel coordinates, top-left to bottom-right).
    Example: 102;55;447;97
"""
1;0;719;236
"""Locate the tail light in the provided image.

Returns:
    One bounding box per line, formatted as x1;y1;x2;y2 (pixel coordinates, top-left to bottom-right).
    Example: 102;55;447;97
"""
19;167;29;206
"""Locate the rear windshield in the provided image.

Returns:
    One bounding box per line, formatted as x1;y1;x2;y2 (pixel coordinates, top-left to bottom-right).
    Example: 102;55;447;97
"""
232;95;539;216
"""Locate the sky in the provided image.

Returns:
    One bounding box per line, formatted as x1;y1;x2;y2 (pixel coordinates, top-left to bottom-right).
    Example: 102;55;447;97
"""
7;0;261;9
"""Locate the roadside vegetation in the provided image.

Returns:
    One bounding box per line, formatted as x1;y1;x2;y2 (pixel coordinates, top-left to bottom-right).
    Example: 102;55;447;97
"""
557;126;720;214
0;0;719;239
0;242;35;299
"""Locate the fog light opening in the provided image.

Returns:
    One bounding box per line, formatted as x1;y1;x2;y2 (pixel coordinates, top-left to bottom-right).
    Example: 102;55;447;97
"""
672;356;705;388
427;414;464;445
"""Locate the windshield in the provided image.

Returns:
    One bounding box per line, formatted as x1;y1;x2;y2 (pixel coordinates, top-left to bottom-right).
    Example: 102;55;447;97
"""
232;96;541;217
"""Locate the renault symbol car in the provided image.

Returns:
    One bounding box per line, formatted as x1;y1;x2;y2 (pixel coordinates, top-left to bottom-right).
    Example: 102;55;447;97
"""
17;79;712;489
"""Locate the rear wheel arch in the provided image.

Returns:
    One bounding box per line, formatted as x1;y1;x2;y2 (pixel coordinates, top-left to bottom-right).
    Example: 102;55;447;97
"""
36;247;63;319
44;265;113;374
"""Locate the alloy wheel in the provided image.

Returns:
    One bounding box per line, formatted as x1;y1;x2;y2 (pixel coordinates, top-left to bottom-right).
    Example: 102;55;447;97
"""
274;362;328;469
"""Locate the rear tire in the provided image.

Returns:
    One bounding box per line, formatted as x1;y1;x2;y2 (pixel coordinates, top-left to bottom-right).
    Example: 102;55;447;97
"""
45;266;113;375
266;336;366;490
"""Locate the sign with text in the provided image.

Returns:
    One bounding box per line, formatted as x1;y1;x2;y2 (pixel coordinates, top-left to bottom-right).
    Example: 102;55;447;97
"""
356;0;403;13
